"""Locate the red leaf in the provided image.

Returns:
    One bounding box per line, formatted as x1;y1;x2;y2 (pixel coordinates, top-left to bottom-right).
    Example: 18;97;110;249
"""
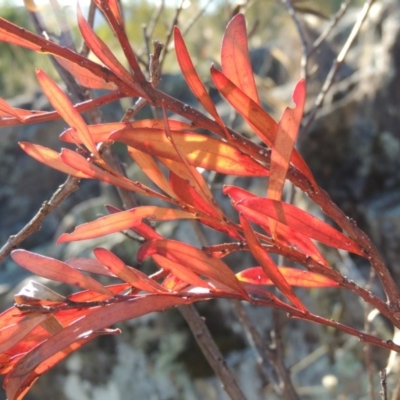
174;27;224;126
0;98;35;121
77;4;135;89
237;267;339;287
152;254;211;290
55;56;117;90
11;250;113;296
239;214;307;312
211;67;317;188
137;240;248;298
58;206;200;243
110;129;269;176
221;14;260;105
236;198;363;256
93;248;166;293
36;70;99;158
5;295;189;400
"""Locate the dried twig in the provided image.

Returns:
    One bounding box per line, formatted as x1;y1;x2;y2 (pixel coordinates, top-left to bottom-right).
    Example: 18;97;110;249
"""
80;0;97;57
381;369;388;400
178;304;247;400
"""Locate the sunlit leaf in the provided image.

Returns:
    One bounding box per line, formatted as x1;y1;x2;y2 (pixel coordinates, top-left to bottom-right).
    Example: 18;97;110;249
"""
137;240;248;298
174;26;224;126
236;198;363;256
221;14;260;105
93;248;166;292
239;214;307;312
55;56;118;90
58;206;200;243
237;266;338;287
11;250;113;296
110;129;269;176
36;69;99;158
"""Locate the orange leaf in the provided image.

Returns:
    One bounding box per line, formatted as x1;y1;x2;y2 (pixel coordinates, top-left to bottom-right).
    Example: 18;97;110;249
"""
152;254;211;290
236;198;364;256
93;248;165;293
36;69;99;158
137;240;248;298
239;214;307;312
110;129;269;176
0;19;41;51
19;142;90;178
11;250;113;296
60;148;169;200
174;27;224;126
127;147;176;198
221;14;260;105
65;258;117;277
55;56;117;90
58;206;200;243
237;267;338;287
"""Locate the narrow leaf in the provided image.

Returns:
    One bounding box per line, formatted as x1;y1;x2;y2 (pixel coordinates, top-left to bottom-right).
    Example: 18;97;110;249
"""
236;198;363;256
237;267;339;287
58;206;200;243
221;14;260;105
268;79;306;201
211;67;317;187
174;27;224;126
11;250;113;296
36;69;99;158
152;254;211;290
239;214;307;312
137;240;248;298
5;295;189;400
110;129;269;176
55;56;118;90
77;4;134;88
19;142;90;178
93;248;165;293
127;146;176;198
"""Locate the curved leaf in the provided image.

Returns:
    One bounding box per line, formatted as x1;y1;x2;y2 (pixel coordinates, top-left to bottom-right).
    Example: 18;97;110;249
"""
221;14;260;105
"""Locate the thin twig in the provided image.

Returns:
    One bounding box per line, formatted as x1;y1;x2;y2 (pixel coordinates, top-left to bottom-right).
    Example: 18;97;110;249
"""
381;369;388;400
280;0;308;79
178;304;247;400
0;176;80;266
303;0;376;133
308;0;353;58
80;0;96;56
